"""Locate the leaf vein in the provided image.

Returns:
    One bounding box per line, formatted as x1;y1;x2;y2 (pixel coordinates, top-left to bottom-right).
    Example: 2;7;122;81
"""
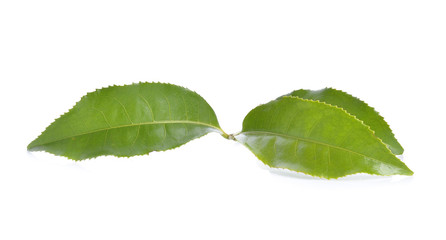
32;121;219;147
91;107;112;128
112;96;133;124
241;131;397;168
138;95;155;121
131;125;141;147
162;94;172;120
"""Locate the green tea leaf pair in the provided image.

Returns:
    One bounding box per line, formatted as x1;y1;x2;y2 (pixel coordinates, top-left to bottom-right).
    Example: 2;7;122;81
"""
28;83;412;179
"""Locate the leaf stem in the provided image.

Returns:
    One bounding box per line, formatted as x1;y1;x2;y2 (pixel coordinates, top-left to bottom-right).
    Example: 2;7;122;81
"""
220;131;230;139
220;131;237;141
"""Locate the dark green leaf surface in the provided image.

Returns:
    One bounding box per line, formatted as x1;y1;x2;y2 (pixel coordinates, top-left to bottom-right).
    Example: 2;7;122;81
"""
28;82;224;160
236;96;412;179
284;88;404;155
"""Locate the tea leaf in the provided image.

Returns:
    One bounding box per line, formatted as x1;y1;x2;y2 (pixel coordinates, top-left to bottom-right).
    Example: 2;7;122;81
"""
236;96;412;179
28;82;224;160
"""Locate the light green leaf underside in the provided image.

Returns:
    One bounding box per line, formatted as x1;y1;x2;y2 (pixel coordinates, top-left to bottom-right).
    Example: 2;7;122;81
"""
237;97;412;179
284;88;404;155
28;82;223;160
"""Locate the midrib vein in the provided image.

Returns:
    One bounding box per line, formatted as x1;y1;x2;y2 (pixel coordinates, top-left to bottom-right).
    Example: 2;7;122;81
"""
239;130;398;166
33;121;220;147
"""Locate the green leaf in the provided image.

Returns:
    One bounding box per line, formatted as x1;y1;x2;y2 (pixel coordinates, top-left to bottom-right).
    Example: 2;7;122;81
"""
283;88;404;155
236;96;412;179
28;82;225;160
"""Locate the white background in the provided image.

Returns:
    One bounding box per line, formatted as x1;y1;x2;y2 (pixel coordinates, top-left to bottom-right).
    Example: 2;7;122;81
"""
1;1;445;239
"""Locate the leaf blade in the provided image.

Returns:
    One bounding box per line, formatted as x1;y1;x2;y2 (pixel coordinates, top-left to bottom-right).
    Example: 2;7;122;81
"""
28;82;223;160
237;96;412;179
284;88;404;154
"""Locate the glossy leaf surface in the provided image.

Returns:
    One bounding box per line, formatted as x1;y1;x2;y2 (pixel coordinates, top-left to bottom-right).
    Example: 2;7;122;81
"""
28;83;223;160
284;88;404;155
236;96;412;179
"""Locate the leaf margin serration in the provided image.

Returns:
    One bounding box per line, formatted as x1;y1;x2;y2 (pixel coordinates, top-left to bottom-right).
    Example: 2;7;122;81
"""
282;87;404;155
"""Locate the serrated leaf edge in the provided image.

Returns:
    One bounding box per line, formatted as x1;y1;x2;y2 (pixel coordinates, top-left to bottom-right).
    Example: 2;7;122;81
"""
286;87;404;154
